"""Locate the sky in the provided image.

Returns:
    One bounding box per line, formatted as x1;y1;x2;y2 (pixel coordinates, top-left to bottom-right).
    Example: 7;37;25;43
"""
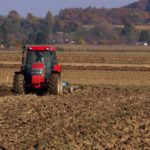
0;0;139;18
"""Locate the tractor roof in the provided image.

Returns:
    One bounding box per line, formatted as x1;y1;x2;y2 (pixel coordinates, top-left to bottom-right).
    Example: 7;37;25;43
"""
26;45;55;51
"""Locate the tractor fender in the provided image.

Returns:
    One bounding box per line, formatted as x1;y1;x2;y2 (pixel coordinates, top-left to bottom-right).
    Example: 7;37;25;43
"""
52;65;61;73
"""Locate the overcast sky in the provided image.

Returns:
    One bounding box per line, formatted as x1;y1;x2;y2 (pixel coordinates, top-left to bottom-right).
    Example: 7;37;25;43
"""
0;0;139;17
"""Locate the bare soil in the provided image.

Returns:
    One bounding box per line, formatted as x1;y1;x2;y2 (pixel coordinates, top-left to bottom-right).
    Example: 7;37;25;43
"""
0;85;12;97
0;51;150;149
0;85;150;149
1;52;150;64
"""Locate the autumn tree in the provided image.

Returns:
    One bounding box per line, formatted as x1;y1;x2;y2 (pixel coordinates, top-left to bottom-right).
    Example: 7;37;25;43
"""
26;13;40;21
77;37;86;44
8;10;21;19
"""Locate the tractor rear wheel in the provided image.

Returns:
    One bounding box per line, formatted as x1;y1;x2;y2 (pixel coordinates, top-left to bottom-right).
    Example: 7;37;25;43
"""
13;73;25;94
48;73;63;95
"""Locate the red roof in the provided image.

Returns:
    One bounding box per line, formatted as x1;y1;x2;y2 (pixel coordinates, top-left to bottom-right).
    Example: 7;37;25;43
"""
27;46;55;51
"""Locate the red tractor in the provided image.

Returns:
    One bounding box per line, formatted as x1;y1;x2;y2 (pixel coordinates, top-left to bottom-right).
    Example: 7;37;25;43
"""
13;45;63;95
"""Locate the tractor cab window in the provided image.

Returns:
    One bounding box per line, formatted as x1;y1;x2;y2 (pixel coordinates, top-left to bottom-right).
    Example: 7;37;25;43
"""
27;51;51;66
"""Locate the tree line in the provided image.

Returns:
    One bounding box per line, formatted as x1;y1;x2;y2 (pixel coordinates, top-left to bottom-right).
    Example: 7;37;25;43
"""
0;8;150;47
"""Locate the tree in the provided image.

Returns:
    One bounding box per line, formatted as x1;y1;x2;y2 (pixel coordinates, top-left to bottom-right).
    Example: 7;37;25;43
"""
45;11;54;43
146;0;150;12
8;34;17;46
26;13;40;21
28;32;36;44
121;18;138;44
8;10;20;19
92;22;118;42
122;18;135;35
45;11;54;26
63;20;80;32
0;25;8;43
22;32;36;45
139;30;149;42
35;32;47;44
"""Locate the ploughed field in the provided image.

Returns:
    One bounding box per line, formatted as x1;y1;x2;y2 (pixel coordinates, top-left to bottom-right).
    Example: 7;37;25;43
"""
0;49;150;149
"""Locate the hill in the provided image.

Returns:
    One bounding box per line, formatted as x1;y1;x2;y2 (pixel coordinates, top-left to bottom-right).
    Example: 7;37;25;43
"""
57;0;150;25
125;0;150;12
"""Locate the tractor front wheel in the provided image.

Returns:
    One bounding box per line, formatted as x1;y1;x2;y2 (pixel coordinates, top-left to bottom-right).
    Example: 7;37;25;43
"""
48;73;63;95
13;72;25;94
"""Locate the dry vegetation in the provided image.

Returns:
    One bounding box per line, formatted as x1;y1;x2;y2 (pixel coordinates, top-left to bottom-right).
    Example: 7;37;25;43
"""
0;47;150;149
112;25;150;30
54;44;150;52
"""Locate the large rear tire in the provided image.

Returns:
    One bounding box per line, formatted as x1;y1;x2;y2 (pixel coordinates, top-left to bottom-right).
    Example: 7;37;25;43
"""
13;73;25;94
48;73;63;95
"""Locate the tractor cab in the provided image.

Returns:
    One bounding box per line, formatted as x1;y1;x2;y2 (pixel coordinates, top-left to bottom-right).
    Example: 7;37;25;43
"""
13;45;63;95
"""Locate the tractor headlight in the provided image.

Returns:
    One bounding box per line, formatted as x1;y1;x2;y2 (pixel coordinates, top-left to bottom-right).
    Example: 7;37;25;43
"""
31;68;43;75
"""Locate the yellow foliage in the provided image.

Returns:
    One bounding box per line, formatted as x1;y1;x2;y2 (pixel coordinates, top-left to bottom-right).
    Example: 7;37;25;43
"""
77;38;86;45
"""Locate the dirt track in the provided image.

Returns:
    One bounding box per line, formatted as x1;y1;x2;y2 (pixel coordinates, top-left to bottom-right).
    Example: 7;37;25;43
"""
0;85;150;149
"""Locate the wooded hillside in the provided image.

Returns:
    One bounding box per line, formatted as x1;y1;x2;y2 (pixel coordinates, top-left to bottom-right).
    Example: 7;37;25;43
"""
0;0;150;46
